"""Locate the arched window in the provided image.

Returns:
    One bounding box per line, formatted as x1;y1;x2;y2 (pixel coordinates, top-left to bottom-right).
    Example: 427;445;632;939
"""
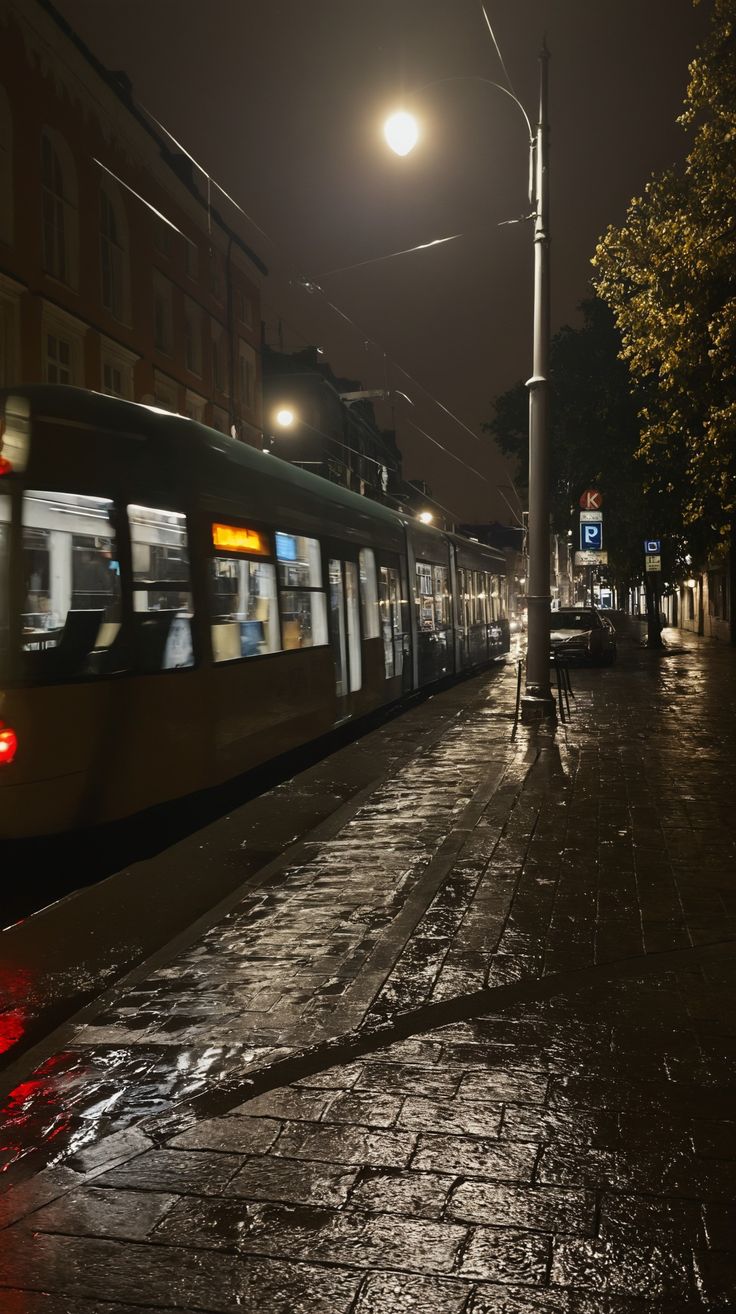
41;128;78;287
99;180;130;321
0;83;12;246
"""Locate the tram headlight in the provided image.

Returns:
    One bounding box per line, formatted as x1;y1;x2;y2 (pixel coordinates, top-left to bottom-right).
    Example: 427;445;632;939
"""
0;724;18;766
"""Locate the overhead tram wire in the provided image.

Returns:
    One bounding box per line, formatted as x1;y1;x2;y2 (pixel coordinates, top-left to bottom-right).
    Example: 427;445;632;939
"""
128;99;494;483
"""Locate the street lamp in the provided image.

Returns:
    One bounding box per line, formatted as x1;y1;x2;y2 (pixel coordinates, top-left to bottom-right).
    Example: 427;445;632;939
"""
384;45;555;720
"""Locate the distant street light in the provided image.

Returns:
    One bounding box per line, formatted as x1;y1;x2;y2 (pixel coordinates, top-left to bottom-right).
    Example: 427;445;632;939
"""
274;406;296;428
418;510;434;524
384;45;555;720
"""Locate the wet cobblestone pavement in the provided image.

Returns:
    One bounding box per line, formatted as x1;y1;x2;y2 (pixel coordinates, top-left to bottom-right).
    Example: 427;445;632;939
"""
1;623;735;1311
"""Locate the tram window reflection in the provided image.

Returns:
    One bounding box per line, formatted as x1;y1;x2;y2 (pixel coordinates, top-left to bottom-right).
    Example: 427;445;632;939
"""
21;490;121;678
211;556;280;661
276;531;327;649
128;504;193;670
359;548;380;639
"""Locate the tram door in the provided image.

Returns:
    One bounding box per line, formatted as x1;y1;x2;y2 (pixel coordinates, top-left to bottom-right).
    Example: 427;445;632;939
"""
328;556;362;713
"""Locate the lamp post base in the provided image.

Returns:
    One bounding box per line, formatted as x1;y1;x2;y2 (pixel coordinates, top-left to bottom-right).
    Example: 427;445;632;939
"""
520;691;557;723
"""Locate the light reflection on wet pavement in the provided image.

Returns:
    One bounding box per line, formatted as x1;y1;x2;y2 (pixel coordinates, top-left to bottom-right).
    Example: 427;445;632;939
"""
1;626;735;1310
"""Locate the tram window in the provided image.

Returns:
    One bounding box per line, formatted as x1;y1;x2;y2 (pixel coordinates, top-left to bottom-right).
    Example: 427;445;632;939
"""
20;491;122;678
276;531;327;650
128;504;193;671
345;560;362;692
433;564;450;629
210;556;280;661
416;561;434;631
359;548;380;639
379;564;405;678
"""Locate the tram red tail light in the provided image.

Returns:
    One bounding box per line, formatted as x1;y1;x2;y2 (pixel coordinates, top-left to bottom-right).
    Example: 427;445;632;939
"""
0;725;18;765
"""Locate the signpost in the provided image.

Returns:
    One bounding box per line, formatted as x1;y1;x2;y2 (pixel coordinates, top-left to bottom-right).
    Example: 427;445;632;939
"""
580;510;603;523
579;489;603;511
575;550;608;566
645;555;661;572
644;539;661;554
580;522;603;551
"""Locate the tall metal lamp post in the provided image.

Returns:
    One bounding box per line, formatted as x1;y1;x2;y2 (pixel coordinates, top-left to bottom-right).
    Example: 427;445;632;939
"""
385;43;555;720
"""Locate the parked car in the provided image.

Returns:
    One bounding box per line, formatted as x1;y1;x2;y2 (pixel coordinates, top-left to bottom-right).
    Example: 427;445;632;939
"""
550;606;616;664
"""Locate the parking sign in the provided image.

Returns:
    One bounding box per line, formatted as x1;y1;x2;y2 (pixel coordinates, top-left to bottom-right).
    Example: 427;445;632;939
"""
580;522;603;551
644;539;661;554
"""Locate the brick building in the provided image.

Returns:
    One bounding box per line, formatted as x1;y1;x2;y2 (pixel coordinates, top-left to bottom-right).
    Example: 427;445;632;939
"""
0;0;266;443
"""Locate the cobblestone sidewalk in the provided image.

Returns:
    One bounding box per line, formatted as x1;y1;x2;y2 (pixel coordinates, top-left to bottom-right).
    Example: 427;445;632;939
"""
1;625;735;1311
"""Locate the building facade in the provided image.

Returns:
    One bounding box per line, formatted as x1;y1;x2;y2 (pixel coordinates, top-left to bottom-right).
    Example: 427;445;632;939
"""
262;346;402;503
0;0;265;442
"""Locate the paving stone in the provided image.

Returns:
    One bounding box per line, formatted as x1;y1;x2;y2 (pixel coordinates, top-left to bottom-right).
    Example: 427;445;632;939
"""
398;1096;503;1138
169;1115;282;1154
459;1227;551;1284
353;1061;463;1098
321;1091;403;1128
693;1248;736;1310
458;1070;550;1104
348;1167;456;1219
448;1180;596;1235
232;1087;335;1121
26;1186;177;1241
411;1135;537;1181
94;1148;244;1195
0;1297;179;1314
272;1122;417;1168
469;1285;569;1312
0;1231;362;1313
226;1155;358;1207
551;1237;695;1300
353;1270;471;1313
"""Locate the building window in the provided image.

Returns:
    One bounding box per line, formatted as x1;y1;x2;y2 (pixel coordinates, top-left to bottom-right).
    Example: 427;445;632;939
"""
184;298;202;375
100;337;136;400
238;339;256;411
0;276;21;386
100;182;130;322
183;390;206;423
0;83;12;246
153;271;174;355
45;333;73;385
153;369;178;412
209;249;224;303
237;290;254;327
41;129;78;286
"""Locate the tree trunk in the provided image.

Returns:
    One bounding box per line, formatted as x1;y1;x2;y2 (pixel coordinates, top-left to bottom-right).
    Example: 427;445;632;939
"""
645;573;664;648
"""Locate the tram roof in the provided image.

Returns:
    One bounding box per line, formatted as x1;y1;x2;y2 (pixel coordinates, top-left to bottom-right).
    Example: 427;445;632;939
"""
1;386;507;567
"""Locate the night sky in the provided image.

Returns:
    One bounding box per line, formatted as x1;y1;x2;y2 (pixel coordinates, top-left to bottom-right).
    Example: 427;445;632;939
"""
55;0;710;524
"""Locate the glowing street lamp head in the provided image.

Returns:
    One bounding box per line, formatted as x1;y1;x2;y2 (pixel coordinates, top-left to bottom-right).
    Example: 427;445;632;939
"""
274;407;296;429
418;510;433;524
384;110;419;156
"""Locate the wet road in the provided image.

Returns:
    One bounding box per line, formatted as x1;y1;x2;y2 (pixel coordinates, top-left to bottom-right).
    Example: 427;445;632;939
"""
1;621;735;1311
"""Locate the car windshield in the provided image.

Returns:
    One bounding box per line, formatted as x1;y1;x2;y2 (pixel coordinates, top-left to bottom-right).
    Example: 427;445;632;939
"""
552;611;598;630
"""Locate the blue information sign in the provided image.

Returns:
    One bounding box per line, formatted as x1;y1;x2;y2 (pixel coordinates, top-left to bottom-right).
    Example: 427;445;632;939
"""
580;522;603;551
644;539;661;554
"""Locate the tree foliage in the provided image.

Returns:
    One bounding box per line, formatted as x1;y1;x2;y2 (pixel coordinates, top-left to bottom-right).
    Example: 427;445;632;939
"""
592;0;736;552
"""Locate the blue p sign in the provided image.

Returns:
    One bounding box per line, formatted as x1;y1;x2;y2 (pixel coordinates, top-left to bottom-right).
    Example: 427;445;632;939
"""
644;539;661;554
580;522;602;550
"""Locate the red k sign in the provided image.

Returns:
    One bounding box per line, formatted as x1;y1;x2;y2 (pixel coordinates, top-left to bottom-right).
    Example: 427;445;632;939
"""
579;488;603;511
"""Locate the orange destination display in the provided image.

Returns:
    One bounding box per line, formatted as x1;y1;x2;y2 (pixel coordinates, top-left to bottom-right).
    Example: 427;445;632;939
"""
211;523;270;555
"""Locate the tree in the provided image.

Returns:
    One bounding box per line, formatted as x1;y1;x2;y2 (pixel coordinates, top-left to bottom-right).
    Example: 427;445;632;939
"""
593;0;736;640
486;297;676;635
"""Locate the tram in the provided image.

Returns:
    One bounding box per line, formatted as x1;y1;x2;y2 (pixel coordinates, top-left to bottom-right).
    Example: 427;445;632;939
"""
0;387;510;838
